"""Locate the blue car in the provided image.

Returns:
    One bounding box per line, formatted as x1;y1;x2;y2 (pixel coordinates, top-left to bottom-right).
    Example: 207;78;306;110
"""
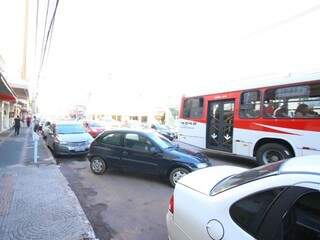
87;130;211;187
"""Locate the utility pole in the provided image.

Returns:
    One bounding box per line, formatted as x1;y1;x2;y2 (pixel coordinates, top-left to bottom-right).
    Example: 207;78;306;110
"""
21;0;29;81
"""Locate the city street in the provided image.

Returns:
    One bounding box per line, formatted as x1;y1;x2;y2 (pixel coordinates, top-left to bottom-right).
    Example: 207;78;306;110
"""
2;1;319;239
56;150;256;240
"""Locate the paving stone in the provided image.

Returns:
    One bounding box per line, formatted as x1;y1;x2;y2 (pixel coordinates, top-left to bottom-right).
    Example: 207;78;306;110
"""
0;128;97;240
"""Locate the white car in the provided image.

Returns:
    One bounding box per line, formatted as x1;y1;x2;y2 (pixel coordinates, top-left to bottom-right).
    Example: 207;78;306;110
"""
167;155;320;240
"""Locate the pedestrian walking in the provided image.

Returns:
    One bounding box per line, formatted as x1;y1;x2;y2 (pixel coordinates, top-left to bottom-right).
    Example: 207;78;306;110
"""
33;116;40;133
13;116;21;136
26;115;31;128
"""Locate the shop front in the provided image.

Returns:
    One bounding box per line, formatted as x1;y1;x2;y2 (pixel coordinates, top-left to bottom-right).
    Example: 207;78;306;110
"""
0;73;17;133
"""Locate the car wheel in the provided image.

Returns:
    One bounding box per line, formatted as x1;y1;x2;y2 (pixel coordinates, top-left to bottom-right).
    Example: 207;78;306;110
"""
256;143;293;165
90;157;107;175
52;144;60;158
169;167;189;187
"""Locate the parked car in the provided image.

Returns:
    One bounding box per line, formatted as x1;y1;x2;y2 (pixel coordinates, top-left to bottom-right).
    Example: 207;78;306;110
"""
151;123;177;140
84;121;105;138
87;129;211;186
104;119;121;130
167;155;320;240
46;121;93;156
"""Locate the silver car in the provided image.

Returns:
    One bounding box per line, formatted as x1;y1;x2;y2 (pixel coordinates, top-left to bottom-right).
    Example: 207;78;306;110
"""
46;121;93;157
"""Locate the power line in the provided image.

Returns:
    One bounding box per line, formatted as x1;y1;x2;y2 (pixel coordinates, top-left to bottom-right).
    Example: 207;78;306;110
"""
40;0;50;67
248;4;320;37
39;0;59;73
43;14;55;68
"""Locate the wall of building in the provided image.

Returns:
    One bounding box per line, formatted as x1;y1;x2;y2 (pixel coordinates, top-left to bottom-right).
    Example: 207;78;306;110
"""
0;100;16;133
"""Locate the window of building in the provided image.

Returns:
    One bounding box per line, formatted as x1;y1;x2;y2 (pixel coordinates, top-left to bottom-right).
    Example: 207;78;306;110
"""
183;97;204;118
240;91;261;118
100;133;122;146
230;188;284;238
264;83;320;118
275;192;320;240
124;133;153;152
141;116;148;123
129;116;138;121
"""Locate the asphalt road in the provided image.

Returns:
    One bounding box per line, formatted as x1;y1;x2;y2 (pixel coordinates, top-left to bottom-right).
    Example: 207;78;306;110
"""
57;151;256;240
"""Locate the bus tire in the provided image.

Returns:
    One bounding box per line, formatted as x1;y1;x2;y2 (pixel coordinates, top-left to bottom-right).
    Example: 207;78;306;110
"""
256;143;293;165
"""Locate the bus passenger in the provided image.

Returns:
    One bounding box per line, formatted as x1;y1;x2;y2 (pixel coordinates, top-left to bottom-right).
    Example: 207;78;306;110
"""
296;104;319;118
274;105;288;118
264;101;277;117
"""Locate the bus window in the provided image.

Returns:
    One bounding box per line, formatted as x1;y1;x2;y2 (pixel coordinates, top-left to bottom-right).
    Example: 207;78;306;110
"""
240;91;261;118
264;83;320;118
183;97;204;118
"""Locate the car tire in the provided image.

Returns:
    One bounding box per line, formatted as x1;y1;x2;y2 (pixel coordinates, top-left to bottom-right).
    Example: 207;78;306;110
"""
90;157;107;175
52;144;60;158
256;143;293;165
169;167;190;187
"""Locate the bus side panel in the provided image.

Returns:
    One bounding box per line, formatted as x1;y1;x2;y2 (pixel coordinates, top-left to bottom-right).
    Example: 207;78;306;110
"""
178;119;206;149
233;122;320;158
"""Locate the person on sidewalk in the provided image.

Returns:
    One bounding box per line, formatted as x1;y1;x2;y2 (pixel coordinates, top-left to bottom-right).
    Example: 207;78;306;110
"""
26;115;31;128
13;115;21;136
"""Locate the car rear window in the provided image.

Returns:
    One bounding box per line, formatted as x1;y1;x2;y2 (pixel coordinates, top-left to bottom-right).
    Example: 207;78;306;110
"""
210;161;284;196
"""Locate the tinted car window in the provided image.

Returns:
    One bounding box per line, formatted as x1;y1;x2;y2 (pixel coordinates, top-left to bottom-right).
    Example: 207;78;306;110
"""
100;133;122;146
124;133;153;152
230;188;284;238
148;132;174;149
277;192;320;240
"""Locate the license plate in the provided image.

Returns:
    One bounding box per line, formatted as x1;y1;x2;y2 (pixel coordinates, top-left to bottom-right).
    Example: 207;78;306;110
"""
74;146;85;152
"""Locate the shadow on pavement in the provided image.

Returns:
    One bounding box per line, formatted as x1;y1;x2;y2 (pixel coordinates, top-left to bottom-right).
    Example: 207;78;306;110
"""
202;150;258;168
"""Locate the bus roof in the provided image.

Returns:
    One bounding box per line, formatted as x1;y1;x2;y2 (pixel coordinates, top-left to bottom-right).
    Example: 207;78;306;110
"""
183;71;320;98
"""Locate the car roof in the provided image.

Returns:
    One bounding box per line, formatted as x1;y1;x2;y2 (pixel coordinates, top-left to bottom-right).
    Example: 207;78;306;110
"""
104;129;155;135
280;155;320;175
55;121;81;125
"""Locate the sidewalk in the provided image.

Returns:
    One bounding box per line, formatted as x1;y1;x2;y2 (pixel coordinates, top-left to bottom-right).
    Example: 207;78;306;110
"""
0;127;97;240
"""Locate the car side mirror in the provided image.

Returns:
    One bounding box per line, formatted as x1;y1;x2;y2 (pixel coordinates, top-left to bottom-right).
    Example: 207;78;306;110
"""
150;146;161;154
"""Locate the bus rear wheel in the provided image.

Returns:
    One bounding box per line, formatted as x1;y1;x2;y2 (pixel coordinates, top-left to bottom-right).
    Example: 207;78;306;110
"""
256;143;293;165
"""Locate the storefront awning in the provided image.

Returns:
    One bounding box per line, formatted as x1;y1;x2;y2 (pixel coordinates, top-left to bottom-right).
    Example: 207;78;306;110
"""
9;79;29;100
0;73;17;101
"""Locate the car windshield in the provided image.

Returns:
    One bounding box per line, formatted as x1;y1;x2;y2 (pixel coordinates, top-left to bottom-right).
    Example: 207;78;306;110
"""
157;125;169;131
210;161;284;196
148;132;174;149
89;122;104;128
56;124;86;134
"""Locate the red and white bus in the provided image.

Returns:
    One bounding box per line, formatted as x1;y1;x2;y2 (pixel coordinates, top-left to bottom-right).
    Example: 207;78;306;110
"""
178;73;320;165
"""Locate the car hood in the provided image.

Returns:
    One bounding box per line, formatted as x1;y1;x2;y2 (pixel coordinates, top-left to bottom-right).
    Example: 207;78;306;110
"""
163;147;208;163
57;133;93;143
178;166;246;195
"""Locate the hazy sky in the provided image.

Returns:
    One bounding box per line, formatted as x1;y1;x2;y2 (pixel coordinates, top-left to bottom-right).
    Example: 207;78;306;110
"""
2;1;320;115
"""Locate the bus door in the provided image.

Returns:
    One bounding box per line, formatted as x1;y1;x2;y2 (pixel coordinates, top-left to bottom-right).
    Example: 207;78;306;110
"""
206;100;235;152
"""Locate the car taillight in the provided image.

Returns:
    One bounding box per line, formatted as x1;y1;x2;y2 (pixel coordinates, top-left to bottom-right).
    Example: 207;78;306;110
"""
168;194;174;214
